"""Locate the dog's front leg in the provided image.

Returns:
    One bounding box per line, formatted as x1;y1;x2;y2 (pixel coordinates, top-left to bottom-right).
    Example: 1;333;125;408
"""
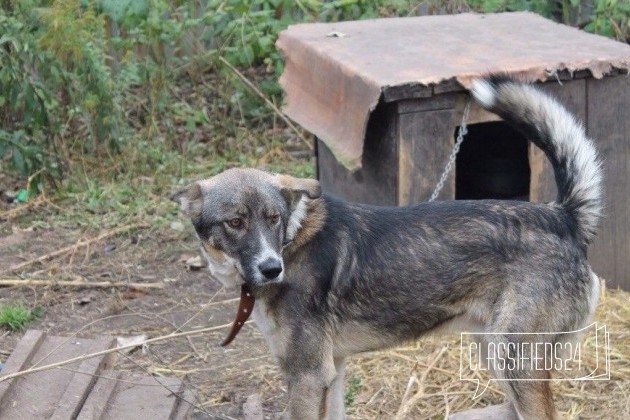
286;357;336;420
287;373;328;420
325;358;346;420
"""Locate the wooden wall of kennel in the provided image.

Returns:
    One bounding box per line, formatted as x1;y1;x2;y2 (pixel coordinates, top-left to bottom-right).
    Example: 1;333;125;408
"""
315;75;630;290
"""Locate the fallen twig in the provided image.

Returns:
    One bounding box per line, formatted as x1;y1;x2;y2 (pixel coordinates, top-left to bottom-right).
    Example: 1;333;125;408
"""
0;321;244;383
0;278;164;289
0;194;48;221
0;223;149;276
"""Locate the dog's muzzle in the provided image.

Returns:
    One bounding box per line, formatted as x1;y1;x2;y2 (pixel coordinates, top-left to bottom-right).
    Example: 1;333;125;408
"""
258;258;283;281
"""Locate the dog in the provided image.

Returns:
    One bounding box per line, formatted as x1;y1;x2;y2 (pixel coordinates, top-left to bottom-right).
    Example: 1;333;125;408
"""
171;77;602;419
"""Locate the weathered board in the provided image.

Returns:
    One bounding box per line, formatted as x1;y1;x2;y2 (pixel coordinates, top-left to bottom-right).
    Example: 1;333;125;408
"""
586;76;630;289
317;102;399;205
0;330;193;419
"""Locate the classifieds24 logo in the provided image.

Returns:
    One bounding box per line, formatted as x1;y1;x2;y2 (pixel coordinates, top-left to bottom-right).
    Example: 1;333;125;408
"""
460;323;610;398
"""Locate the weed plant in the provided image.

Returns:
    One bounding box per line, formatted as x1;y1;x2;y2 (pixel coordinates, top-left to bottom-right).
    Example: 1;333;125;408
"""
0;0;626;228
0;304;44;331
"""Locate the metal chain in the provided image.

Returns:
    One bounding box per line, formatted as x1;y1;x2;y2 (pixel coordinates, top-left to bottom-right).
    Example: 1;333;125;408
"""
428;98;472;202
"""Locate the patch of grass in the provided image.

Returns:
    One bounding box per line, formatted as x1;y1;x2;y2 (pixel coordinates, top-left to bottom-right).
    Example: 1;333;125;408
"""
0;305;44;332
344;374;363;407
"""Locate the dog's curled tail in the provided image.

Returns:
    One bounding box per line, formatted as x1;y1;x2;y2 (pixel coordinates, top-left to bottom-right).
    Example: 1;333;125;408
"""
471;76;603;244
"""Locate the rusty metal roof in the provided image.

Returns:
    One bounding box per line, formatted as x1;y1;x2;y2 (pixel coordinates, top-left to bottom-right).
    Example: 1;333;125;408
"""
277;12;630;170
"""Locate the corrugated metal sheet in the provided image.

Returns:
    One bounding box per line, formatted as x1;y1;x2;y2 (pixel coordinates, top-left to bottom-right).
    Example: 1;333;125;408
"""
277;12;630;170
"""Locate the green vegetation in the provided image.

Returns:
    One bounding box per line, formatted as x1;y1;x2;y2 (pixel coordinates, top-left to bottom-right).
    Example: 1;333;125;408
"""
468;0;629;40
0;305;44;332
344;374;363;407
0;0;627;229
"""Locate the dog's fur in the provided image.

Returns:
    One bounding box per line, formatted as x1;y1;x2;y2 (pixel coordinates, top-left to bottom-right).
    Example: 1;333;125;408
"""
172;78;602;419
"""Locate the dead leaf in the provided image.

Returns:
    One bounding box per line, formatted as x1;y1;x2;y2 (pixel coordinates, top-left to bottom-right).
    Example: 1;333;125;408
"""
170;221;185;232
78;295;93;305
116;335;147;354
178;253;194;263
121;288;146;299
185;255;205;270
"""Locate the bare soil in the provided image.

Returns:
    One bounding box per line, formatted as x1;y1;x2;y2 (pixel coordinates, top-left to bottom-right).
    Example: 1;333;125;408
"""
0;222;284;418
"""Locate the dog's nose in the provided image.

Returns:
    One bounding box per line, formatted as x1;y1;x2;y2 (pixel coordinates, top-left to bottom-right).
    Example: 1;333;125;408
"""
258;258;282;280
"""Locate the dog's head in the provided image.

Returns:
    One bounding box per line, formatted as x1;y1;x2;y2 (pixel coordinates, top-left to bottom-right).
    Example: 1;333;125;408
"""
171;168;321;289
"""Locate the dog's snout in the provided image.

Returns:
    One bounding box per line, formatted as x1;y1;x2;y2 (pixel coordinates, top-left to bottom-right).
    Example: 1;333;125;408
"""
258;258;282;280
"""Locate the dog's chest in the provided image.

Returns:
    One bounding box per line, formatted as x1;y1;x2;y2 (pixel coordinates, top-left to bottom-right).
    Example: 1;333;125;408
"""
252;301;287;357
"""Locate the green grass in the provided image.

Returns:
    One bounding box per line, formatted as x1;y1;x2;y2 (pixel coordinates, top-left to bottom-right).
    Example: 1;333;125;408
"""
0;305;44;332
344;374;363;407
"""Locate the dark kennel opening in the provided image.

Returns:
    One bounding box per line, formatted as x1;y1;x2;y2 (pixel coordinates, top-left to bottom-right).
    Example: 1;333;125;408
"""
455;121;530;201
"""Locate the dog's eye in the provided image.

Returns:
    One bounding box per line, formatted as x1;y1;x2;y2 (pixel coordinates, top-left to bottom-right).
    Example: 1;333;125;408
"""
269;214;280;225
227;218;243;229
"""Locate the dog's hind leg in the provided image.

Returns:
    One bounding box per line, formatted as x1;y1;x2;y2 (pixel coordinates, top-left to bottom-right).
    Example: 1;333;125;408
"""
483;333;558;420
506;372;555;420
325;358;347;420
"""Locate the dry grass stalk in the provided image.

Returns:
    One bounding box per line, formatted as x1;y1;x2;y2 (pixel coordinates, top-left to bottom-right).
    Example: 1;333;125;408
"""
395;346;448;419
218;56;311;149
1;222;149;275
0;321;245;383
0;278;164;289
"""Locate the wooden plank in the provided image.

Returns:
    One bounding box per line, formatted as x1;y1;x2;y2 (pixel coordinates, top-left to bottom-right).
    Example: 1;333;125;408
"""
433;78;466;95
383;83;433;103
0;330;46;405
100;372;183;419
397;93;456;114
586;76;630;289
76;370;122;420
317;102;398;205
0;334;114;419
529;79;587;203
172;389;195;420
51;337;116;419
398;97;464;204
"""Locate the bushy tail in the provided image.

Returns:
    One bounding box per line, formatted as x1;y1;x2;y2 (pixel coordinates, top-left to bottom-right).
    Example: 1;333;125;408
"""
470;76;603;244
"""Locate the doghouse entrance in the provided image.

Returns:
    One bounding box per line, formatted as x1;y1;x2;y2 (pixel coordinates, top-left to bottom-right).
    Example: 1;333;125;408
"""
455;121;530;200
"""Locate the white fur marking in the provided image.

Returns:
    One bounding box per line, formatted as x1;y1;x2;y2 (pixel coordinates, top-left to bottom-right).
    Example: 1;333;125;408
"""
471;79;497;108
199;245;244;290
255;231;284;282
286;196;308;241
587;270;601;319
252;300;286;357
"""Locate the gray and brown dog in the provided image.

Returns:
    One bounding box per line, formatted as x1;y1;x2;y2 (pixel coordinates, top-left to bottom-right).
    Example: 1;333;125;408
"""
172;77;602;419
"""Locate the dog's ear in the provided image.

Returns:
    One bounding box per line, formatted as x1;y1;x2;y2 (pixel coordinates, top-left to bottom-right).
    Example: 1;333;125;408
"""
170;182;203;219
274;174;321;201
274;175;321;242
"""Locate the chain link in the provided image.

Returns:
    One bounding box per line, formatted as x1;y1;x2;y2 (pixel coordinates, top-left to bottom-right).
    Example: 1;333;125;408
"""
428;98;472;202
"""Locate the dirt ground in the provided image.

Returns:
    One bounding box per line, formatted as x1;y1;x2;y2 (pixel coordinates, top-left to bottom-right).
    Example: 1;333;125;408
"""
0;219;286;418
1;210;629;419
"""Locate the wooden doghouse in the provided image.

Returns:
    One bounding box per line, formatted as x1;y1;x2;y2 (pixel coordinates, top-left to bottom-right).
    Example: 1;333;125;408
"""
277;12;630;290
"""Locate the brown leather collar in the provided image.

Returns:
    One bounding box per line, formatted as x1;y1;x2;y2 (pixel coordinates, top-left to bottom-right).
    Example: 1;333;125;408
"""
221;285;255;346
